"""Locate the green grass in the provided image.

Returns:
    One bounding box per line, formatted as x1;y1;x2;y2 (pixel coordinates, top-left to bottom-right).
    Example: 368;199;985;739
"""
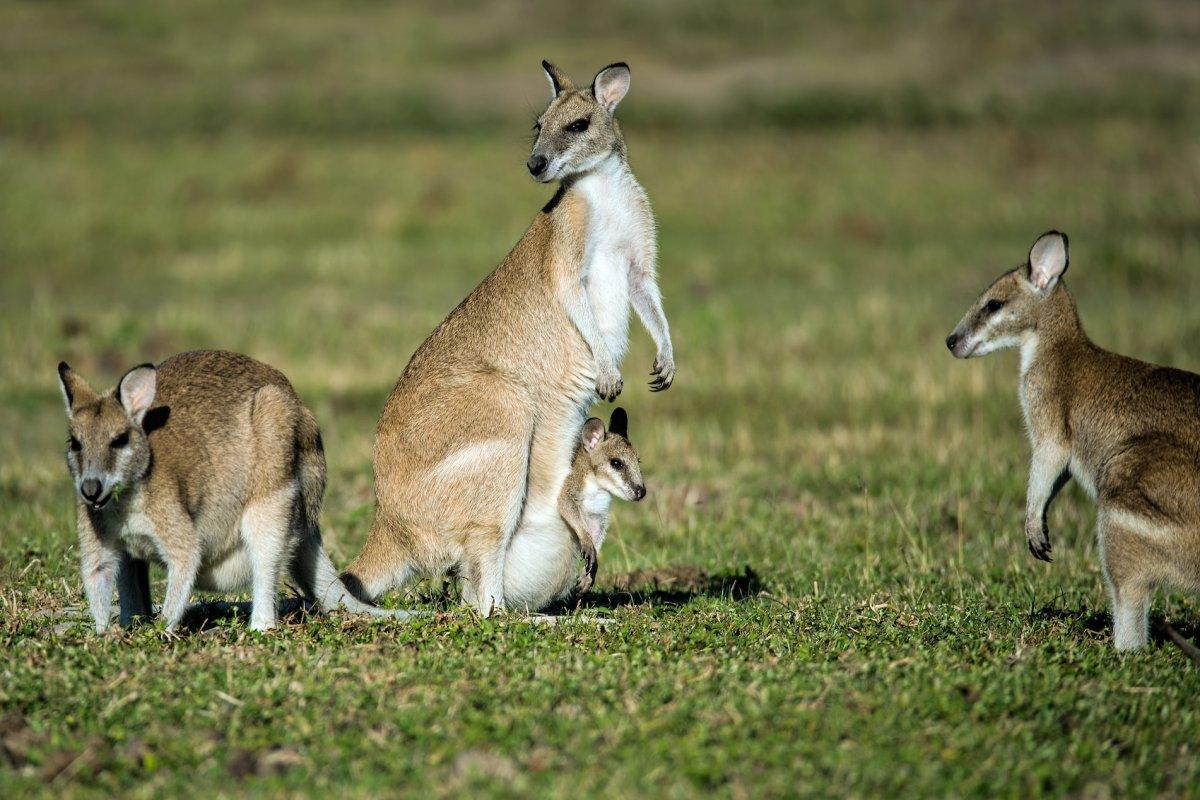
3;1;1200;797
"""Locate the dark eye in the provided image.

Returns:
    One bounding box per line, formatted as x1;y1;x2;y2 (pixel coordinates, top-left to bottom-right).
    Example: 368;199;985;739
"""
532;121;541;131
984;299;1006;314
68;435;82;453
110;431;130;449
564;117;590;133
609;458;624;470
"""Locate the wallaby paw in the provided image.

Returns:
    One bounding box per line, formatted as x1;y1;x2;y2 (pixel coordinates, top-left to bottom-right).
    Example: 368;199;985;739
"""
1026;522;1053;562
649;353;675;392
596;369;623;401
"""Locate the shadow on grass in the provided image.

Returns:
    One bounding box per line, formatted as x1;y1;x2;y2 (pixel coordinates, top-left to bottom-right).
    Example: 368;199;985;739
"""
175;597;315;632
65;565;762;632
1030;603;1200;657
1028;604;1111;635
551;564;761;613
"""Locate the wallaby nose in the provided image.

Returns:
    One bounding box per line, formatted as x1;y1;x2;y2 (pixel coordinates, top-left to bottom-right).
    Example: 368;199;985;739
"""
945;333;959;352
81;478;102;502
527;154;548;177
633;485;646;501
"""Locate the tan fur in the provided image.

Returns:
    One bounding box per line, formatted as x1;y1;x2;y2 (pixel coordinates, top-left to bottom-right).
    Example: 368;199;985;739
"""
558;409;645;592
58;350;379;633
342;61;673;615
948;231;1200;649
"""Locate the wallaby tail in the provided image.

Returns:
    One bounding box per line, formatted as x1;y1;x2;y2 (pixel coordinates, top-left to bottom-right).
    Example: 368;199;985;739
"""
291;532;421;621
1164;622;1200;667
295;407;326;528
338;516;415;606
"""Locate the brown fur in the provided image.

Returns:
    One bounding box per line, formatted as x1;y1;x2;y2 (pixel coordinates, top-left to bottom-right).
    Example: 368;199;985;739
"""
342;61;673;615
948;231;1200;649
59;350;376;633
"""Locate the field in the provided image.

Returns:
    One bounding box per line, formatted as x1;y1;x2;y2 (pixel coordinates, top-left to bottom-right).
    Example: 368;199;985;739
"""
3;1;1200;797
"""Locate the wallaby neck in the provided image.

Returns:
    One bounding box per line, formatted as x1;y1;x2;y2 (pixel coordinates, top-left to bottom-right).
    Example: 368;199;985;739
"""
1020;284;1091;379
566;153;639;203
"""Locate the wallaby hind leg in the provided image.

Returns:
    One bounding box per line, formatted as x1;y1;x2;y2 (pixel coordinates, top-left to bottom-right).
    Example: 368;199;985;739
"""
241;482;298;631
1100;509;1158;650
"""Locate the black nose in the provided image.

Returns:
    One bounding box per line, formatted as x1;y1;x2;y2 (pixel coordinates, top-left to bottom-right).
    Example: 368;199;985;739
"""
633;485;646;501
945;333;959;351
527;154;547;176
81;478;102;501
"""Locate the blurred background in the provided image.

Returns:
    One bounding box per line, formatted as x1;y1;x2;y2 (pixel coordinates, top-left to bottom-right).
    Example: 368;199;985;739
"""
2;2;1200;793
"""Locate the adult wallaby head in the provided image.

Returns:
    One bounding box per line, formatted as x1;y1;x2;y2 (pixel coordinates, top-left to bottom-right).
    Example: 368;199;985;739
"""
945;231;1070;359
527;61;631;183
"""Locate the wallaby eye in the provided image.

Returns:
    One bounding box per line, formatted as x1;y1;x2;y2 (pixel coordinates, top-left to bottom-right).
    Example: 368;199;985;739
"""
532;121;541;131
564;117;590;133
609;458;624;470
68;435;82;453
984;298;1006;314
110;431;130;449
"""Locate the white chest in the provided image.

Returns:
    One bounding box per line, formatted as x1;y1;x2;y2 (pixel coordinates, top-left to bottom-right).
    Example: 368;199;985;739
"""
575;164;652;360
580;478;612;518
579;481;613;550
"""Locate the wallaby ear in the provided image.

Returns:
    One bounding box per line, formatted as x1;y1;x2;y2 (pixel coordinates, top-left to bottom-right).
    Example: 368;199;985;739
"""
118;364;157;426
608;407;629;439
581;418;606;452
542;60;573;99
592;62;630;113
57;361;96;416
1027;230;1069;293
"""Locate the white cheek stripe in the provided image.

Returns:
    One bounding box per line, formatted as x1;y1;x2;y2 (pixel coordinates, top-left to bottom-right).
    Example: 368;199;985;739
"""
966;309;1022;356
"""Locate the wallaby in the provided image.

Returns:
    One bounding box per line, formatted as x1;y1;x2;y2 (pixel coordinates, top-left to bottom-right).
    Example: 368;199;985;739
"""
341;60;673;616
947;231;1200;650
559;407;645;594
58;350;390;633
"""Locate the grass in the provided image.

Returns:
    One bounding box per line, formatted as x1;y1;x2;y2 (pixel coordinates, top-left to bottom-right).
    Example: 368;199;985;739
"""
3;1;1200;797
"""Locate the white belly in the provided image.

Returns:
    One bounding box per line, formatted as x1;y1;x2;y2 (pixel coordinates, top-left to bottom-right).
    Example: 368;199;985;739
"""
587;249;631;363
195;545;254;592
504;501;579;612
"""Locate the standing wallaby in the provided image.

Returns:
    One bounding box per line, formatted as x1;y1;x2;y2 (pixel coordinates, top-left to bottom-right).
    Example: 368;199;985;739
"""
558;407;645;594
341;60;673;616
58;350;385;633
947;231;1200;650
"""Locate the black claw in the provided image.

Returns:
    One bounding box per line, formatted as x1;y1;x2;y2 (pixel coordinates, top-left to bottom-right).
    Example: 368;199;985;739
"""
1028;539;1052;562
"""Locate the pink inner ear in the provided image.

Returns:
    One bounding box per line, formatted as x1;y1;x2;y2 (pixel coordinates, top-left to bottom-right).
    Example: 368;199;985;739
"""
584;426;604;451
121;371;156;415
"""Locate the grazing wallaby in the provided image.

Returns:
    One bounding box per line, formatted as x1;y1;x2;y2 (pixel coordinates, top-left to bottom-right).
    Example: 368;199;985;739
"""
947;231;1200;650
342;60;673;616
558;407;645;594
58;350;386;633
